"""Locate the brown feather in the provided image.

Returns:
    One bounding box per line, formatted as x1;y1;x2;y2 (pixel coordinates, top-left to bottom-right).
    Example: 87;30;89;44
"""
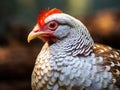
93;43;120;88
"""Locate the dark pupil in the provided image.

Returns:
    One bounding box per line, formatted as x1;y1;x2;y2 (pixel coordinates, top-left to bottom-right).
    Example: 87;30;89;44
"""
49;23;56;28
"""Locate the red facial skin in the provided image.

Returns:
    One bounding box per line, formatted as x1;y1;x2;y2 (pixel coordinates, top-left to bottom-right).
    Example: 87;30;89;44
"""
36;21;59;44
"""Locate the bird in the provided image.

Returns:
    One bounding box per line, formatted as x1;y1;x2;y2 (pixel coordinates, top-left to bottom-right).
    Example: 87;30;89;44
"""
27;8;120;90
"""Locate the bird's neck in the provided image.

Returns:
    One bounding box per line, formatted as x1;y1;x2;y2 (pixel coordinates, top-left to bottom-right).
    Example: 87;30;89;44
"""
51;30;94;57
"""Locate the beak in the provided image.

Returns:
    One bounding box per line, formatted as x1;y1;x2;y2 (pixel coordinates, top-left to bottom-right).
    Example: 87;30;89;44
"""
27;24;46;43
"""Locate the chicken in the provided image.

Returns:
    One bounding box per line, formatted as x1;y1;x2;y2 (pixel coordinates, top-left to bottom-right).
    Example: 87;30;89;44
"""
27;8;120;90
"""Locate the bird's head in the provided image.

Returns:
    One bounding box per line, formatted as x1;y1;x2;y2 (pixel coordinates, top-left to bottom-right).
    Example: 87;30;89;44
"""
28;8;94;51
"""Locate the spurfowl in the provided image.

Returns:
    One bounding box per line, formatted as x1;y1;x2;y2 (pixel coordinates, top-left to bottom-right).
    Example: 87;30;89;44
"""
27;8;120;90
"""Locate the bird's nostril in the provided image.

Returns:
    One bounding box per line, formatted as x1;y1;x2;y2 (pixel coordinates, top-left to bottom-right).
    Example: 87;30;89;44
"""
34;29;39;33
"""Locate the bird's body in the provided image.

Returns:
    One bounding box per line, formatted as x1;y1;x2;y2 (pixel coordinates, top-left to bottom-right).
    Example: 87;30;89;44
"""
28;8;120;90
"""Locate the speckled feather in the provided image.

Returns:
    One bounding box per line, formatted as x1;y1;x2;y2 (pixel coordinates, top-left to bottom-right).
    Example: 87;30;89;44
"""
32;42;120;90
93;44;120;88
30;9;120;90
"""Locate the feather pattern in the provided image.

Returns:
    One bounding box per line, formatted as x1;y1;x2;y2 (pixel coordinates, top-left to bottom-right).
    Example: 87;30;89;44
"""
32;42;120;90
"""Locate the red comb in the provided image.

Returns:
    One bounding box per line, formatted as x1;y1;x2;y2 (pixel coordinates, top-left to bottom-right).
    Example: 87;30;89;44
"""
37;8;62;27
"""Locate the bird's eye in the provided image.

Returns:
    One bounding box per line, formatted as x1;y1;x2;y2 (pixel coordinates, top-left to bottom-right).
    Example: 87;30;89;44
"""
48;21;58;30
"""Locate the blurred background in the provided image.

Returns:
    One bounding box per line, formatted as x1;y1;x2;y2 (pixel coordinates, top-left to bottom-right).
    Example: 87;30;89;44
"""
0;0;120;90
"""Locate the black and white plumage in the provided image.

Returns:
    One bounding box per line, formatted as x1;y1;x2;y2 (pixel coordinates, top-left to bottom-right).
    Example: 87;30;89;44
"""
27;8;120;90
